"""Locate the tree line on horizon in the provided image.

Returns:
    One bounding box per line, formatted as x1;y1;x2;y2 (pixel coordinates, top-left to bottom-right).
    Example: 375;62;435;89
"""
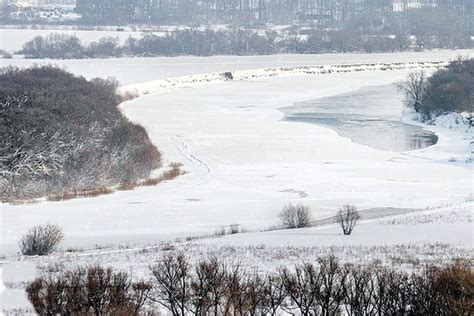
17;28;472;59
74;0;472;32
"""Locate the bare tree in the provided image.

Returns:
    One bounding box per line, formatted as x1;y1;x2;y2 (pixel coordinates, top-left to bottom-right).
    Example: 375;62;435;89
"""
150;254;191;316
222;264;248;315
336;205;360;235
342;263;376;315
190;257;227;315
398;71;428;113
279;263;321;315
261;275;286;316
26;266;149;315
278;203;312;229
314;256;347;315
19;224;64;256
245;271;267;315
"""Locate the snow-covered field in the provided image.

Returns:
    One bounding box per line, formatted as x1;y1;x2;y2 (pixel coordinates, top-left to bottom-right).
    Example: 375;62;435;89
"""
0;51;473;313
3;50;473;85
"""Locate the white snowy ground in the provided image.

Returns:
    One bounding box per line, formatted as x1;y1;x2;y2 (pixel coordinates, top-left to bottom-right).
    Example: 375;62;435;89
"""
1;66;473;256
0;51;473;313
1;203;472;314
3;50;473;85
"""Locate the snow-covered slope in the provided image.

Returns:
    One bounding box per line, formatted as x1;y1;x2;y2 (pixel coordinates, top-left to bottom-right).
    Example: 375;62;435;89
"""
118;60;447;97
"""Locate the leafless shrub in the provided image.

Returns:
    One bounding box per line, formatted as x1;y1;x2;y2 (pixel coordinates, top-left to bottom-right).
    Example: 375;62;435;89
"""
278;203;312;229
410;259;474;315
244;271;267;315
129;281;153;315
222;264;248;315
133;255;474;315
47;190;78;201
117;181;138;191
149;254;191;315
279;263;320;314
371;264;410;315
342;264;375;315
19;224;64;256
315;256;346;315
47;186;113;201
10;198;39;205
139;162;185;187
161;163;185;181
336;205;360;235
169;162;184;169
140;177;162;186
260;275;286;316
25;266;150;315
190;257;227;315
398;71;428;113
80;186;114;198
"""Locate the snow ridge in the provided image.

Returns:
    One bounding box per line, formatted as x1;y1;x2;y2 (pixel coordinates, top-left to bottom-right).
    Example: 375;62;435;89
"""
119;60;447;97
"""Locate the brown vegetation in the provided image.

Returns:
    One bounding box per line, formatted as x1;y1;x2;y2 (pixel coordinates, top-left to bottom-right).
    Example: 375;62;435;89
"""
26;255;474;315
0;66;161;202
47;186;113;201
44;162;185;201
26;266;152;315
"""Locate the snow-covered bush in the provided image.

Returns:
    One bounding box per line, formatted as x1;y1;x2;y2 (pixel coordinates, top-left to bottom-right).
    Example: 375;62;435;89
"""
278;203;312;229
19;224;64;256
0;66;161;202
336;205;360;235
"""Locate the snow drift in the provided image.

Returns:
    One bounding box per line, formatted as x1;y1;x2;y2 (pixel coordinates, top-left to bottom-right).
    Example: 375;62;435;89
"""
119;60;448;97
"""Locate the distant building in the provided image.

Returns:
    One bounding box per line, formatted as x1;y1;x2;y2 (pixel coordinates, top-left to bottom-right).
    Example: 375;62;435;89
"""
392;0;438;12
8;1;32;12
3;0;75;6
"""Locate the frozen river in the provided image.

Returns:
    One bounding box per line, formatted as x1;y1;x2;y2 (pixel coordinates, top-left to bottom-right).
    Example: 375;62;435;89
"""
283;84;438;152
1;50;472;256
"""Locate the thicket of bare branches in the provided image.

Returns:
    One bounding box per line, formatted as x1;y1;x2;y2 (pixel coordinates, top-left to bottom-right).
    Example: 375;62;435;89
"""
278;203;312;229
26;266;152;315
26;255;473;315
19;224;64;256
399;58;473;118
398;71;428;113
0;66;161;202
336;205;360;235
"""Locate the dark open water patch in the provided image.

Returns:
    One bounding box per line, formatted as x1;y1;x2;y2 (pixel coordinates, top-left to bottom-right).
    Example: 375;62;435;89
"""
283;84;438;152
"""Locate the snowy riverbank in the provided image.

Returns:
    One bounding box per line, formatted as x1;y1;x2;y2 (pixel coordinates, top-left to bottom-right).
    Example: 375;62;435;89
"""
118;60;447;97
401;109;473;163
1;52;472;315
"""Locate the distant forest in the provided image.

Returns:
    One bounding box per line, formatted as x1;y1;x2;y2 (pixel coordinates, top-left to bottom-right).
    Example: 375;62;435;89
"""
18;27;472;59
75;0;472;32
